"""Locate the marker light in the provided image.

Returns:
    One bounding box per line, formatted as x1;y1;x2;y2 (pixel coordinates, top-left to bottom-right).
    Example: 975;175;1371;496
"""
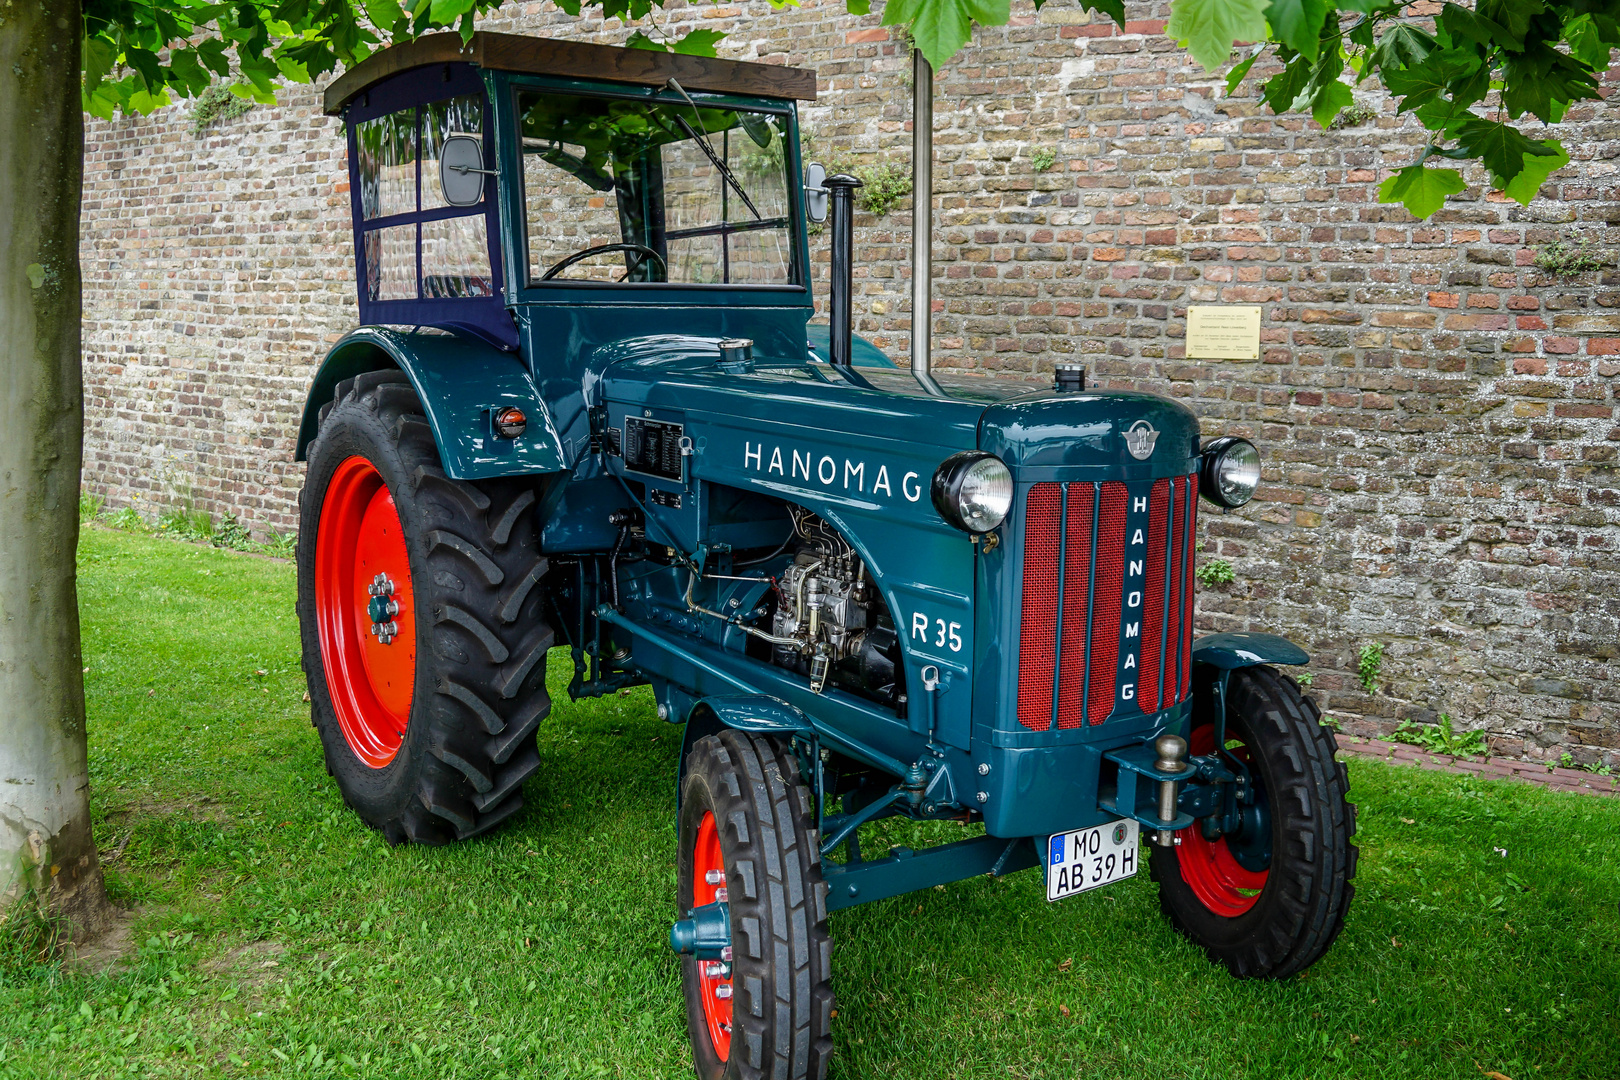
494;406;527;439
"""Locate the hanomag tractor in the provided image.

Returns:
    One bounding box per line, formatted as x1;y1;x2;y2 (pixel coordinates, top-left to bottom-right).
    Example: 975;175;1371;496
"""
296;32;1357;1080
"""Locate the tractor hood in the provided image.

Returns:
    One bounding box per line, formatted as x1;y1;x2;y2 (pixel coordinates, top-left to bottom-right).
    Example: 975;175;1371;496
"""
594;335;1203;481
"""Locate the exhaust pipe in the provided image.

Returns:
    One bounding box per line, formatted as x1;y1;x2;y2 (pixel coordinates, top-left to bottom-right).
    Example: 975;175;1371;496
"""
911;51;944;395
824;173;862;367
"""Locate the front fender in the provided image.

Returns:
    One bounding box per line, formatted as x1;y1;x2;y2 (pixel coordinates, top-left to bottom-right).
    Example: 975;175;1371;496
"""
295;327;567;480
1191;631;1309;671
677;695;814;810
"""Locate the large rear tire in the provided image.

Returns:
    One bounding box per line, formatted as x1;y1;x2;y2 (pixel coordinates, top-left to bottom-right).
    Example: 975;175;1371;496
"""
297;369;551;845
1149;665;1357;978
678;731;833;1080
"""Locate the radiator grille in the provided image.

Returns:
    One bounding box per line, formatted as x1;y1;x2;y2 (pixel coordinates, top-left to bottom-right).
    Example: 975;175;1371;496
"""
1016;476;1198;731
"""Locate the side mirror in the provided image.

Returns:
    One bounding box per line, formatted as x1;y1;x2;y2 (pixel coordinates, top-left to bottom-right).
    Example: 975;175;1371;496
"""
439;133;493;207
804;162;828;224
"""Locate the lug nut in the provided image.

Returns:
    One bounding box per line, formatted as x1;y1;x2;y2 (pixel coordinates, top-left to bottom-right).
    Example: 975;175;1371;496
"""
714;985;733;1000
714;888;728;902
704;870;725;885
703;962;730;978
720;946;733;962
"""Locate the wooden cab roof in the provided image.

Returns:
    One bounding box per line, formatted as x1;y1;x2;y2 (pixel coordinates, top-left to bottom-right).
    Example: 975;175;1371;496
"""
322;31;819;116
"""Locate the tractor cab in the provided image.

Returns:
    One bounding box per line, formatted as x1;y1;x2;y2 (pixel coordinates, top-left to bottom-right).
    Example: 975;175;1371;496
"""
323;32;817;357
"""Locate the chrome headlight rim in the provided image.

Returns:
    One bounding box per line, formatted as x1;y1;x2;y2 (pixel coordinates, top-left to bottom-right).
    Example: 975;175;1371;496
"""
1199;436;1262;509
931;451;1013;534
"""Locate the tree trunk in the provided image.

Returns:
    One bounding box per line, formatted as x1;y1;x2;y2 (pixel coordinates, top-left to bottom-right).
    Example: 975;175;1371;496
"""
0;0;111;940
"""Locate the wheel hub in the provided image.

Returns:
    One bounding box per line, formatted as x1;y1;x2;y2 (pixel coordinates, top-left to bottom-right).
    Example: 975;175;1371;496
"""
367;573;401;644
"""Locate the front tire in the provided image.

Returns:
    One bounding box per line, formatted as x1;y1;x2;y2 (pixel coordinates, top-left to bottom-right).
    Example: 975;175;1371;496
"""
297;369;551;845
678;731;833;1080
1149;665;1357;978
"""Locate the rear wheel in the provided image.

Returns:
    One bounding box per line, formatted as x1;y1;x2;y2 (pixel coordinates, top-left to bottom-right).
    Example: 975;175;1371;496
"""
297;369;551;845
1149;665;1357;978
678;731;833;1080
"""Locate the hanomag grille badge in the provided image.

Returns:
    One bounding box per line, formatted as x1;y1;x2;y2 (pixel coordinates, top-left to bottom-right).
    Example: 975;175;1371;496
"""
1124;420;1160;460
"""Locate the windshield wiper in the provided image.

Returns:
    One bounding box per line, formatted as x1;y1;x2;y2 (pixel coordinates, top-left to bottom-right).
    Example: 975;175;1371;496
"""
665;78;761;221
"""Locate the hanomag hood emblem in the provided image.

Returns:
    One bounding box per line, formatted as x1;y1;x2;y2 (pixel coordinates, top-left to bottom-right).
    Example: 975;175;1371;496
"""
1124;420;1160;460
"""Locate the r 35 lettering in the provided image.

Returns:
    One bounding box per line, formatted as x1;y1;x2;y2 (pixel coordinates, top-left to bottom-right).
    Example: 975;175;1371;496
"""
910;613;963;653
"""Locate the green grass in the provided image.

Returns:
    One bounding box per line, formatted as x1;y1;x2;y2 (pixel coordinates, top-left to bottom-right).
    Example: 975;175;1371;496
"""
5;526;1619;1078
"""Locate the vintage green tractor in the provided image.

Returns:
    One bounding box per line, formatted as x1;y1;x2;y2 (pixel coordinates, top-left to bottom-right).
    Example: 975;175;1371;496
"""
295;32;1357;1080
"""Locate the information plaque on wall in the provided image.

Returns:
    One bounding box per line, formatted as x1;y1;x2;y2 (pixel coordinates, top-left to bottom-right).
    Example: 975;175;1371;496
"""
1186;305;1262;359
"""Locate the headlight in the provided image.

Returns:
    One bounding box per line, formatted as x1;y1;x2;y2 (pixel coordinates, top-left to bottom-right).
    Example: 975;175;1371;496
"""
1199;437;1261;508
931;452;1013;533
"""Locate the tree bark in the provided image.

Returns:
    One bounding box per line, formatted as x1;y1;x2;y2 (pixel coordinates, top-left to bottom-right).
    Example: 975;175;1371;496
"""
0;0;111;940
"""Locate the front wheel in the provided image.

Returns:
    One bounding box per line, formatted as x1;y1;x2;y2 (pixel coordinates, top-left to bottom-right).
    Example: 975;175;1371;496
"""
678;731;833;1080
1149;665;1357;978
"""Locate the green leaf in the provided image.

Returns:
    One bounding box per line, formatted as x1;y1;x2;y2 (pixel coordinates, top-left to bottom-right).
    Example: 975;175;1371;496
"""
428;0;477;26
1499;140;1568;205
1225;48;1260;95
1438;2;1519;50
671;29;727;56
82;37;118;90
1165;0;1269;72
845;0;872;11
1261;51;1313;113
883;0;1010;68
25;264;45;289
1377;164;1466;218
1382;50;1480;113
1500;43;1601;122
1310;78;1353;128
1086;0;1126;26
1455;117;1559;183
1367;23;1435;76
624;30;667;51
124;48;165;94
1265;0;1328;60
363;0;406;35
1564;15;1613;70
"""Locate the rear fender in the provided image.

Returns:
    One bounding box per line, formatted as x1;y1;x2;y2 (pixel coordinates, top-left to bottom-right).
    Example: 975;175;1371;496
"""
296;327;567;480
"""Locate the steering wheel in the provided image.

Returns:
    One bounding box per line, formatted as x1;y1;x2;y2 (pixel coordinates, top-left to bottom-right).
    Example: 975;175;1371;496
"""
540;242;666;282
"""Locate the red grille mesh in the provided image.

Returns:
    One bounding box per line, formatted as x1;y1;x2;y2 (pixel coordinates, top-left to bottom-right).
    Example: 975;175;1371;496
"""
1180;478;1198;700
1016;475;1196;731
1016;484;1062;731
1137;479;1171;714
1054;484;1095;729
1086;482;1129;725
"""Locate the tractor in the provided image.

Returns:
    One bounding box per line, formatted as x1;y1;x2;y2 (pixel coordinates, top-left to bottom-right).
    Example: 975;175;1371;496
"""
295;32;1357;1080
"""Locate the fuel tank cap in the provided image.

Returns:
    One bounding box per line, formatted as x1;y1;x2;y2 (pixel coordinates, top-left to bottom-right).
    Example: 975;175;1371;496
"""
717;338;755;373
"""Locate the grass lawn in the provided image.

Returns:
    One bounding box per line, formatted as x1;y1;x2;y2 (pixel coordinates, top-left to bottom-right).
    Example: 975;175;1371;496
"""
3;525;1618;1079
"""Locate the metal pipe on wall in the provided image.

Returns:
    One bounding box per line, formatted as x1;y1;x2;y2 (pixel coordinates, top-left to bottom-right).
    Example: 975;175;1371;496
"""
911;50;943;395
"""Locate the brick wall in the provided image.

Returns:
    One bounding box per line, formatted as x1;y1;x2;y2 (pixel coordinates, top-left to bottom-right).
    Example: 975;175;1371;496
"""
79;0;1620;767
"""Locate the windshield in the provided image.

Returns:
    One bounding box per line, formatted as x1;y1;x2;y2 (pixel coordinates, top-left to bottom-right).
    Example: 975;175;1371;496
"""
516;89;796;288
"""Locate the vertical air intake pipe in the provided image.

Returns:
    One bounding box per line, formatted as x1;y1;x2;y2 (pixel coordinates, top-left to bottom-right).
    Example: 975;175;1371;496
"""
824;173;862;367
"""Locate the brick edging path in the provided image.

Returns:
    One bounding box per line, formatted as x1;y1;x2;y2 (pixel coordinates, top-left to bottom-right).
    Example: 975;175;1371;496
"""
1336;736;1620;799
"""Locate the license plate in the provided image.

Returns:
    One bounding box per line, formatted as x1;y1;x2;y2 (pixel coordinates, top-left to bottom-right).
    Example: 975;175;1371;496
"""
1045;818;1140;901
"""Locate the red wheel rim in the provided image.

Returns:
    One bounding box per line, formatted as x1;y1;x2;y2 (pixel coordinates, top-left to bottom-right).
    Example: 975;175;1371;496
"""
1176;723;1269;917
693;811;732;1061
315;455;416;768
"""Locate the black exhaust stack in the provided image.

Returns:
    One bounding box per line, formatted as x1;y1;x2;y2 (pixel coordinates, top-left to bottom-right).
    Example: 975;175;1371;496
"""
824;173;863;367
